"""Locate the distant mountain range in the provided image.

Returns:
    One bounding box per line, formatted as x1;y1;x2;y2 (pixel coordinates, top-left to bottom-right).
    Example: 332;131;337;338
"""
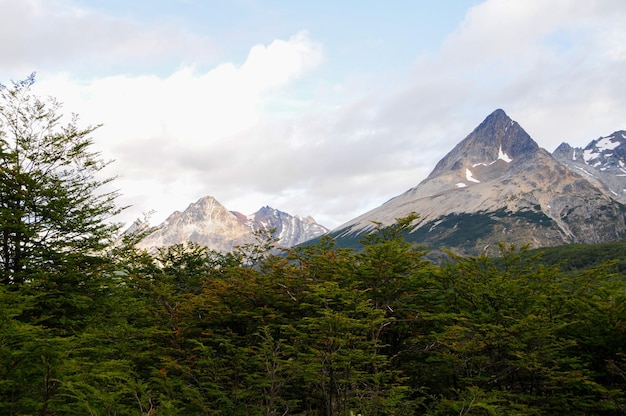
136;109;626;257
553;130;626;204
135;196;328;253
326;109;626;257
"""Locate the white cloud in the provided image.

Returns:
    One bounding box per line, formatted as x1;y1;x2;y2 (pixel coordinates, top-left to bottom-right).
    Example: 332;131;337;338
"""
0;0;218;77
398;0;626;150
443;0;588;59
32;30;324;226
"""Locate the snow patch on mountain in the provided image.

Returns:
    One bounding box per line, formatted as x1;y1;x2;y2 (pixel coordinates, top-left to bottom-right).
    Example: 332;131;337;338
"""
573;166;595;178
553;130;626;204
245;205;329;248
597;136;621;151
498;145;513;163
465;168;480;183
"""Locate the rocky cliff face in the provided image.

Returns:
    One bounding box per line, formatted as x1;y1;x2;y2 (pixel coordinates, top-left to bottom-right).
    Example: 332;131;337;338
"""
136;196;329;252
245;206;329;248
330;109;626;257
553;131;626;204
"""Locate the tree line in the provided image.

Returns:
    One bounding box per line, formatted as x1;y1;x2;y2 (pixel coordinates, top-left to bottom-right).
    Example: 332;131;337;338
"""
0;76;624;415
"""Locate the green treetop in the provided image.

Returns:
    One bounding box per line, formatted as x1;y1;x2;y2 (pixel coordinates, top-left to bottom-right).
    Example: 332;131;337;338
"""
0;74;122;284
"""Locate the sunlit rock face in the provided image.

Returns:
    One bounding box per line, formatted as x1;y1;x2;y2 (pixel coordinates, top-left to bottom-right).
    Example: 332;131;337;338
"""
245;206;329;248
136;196;328;253
330;109;626;257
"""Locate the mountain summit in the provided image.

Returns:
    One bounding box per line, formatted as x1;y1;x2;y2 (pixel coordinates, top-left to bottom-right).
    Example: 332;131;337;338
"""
427;108;538;179
331;110;626;257
136;196;328;252
553;130;626;204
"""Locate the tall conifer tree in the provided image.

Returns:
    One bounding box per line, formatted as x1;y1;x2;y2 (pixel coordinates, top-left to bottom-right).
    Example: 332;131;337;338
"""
0;74;122;284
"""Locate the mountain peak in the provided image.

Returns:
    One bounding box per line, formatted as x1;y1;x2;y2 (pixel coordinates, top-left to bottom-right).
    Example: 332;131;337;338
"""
553;130;626;204
195;195;220;206
136;197;329;252
427;109;538;180
331;110;626;257
552;142;574;159
483;108;508;122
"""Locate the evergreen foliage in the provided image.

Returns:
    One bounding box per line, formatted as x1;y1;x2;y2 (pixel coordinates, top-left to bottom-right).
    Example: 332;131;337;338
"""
0;74;121;285
524;241;626;274
6;213;623;414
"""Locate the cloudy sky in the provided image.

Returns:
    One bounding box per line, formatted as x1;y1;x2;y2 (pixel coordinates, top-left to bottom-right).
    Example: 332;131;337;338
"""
2;0;625;229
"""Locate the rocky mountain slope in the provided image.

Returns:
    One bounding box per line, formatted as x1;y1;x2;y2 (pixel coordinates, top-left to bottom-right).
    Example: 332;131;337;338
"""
553;130;626;204
136;196;328;252
243;206;328;247
329;109;626;257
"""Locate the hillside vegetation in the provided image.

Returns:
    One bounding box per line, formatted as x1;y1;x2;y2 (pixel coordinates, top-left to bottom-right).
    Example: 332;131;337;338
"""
526;240;626;274
2;219;625;415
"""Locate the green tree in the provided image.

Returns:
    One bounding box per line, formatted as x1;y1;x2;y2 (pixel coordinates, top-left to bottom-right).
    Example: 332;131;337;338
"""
417;245;624;415
356;213;428;311
0;74;126;414
280;236;409;415
0;285;49;415
0;74;122;285
354;214;433;365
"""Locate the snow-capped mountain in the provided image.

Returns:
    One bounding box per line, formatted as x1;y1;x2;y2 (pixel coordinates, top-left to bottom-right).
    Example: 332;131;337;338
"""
553;131;626;204
328;109;626;257
244;206;329;248
136;196;328;252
